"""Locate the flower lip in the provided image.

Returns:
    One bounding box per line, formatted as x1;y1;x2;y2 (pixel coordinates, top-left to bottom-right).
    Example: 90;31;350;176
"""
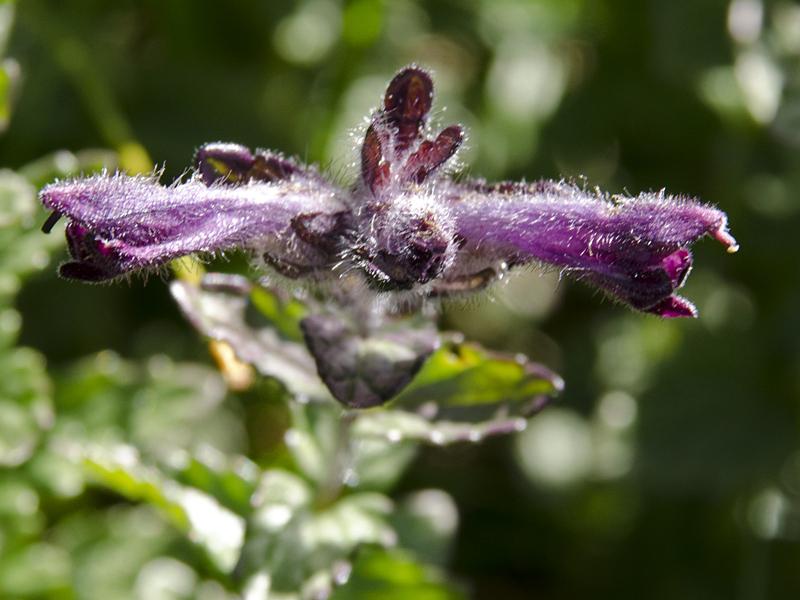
646;296;698;318
59;221;125;281
660;248;692;289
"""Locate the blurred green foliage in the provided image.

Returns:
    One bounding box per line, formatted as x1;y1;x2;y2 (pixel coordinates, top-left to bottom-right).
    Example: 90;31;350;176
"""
1;0;800;598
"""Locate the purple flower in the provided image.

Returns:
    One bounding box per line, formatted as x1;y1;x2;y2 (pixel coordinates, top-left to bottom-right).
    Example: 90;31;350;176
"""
40;152;348;282
439;179;738;317
39;65;737;317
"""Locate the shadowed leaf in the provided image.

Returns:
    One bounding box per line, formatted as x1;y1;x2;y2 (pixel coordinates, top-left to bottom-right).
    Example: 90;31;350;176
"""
170;276;328;400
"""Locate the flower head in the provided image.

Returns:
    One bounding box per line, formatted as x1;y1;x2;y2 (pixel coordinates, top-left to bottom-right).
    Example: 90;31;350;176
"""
40;65;737;317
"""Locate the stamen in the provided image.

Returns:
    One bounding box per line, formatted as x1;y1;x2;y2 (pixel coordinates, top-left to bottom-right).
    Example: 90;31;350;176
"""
41;210;62;233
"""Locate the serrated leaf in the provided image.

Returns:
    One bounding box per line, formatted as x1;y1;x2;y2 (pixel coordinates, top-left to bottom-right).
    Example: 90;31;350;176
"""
339;340;564;447
352;407;536;446
240;469;396;599
171;274;562;448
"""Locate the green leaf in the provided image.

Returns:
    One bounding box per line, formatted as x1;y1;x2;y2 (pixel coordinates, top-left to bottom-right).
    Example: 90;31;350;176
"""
168;446;260;516
344;340;563;447
24;446;85;499
346;432;418;493
250;284;308;342
240;469;396;598
287;402;417;493
51;351;137;437
330;547;466;600
284;402;343;486
0;475;43;542
0;1;16;133
0;60;13;133
0;347;53;467
129;356;247;459
392;340;562;409
170;273;562;440
0;543;71;598
82;443;245;573
353;405;546;447
50;505;181;599
37;352;250;527
172;274;562;448
54;352;244;460
0;2;15;55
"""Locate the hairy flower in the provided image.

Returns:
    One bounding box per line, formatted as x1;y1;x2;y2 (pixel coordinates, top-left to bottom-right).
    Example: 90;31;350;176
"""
40;65;737;317
439;179;738;317
40;153;347;282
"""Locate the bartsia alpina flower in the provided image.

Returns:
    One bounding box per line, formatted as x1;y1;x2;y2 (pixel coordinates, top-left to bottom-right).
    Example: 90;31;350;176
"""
39;65;738;317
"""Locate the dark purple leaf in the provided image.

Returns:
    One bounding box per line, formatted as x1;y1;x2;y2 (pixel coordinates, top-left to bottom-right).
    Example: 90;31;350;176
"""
301;314;439;409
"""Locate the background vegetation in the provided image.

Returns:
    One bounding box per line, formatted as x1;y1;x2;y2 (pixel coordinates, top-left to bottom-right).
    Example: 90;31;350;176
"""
1;0;799;598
